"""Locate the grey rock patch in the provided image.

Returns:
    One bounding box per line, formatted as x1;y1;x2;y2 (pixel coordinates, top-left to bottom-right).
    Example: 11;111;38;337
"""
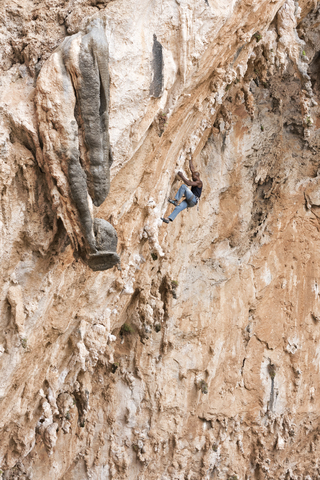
150;34;163;98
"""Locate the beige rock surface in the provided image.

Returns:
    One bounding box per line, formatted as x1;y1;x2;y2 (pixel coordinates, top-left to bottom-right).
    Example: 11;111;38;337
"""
1;0;320;478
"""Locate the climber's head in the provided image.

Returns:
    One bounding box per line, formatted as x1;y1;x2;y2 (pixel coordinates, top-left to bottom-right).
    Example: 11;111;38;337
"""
193;171;200;180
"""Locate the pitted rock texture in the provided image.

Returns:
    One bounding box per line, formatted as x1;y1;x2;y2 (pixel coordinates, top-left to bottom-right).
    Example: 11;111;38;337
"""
1;0;320;479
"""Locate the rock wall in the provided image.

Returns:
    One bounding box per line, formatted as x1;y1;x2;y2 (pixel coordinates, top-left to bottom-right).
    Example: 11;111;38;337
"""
1;0;320;478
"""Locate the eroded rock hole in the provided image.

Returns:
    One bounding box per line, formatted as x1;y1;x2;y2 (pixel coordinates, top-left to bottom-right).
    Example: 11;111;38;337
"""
249;178;273;237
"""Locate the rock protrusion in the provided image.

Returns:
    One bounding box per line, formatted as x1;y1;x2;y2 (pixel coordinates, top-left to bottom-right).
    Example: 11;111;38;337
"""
35;18;119;270
150;34;164;98
7;285;25;336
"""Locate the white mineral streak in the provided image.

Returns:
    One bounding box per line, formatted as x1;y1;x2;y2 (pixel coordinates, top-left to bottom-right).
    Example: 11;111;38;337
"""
277;0;303;71
0;0;320;478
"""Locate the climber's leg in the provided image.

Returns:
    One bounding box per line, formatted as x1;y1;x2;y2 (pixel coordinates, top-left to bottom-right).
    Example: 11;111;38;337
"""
168;200;189;221
183;186;197;203
174;184;189;202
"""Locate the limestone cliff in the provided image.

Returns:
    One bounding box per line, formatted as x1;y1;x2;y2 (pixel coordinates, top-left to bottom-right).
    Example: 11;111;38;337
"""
1;0;320;478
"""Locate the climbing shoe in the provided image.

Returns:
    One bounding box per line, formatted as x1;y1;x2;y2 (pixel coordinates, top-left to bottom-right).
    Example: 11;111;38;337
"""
168;199;178;206
161;217;169;224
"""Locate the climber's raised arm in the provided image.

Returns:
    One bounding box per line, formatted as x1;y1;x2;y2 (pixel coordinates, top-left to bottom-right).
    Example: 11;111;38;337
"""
189;157;195;174
178;171;202;187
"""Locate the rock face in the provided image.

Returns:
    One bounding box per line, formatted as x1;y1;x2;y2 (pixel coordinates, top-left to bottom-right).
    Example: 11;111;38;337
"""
0;0;320;479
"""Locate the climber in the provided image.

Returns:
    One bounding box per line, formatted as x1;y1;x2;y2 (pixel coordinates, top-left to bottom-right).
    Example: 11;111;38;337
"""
161;157;203;223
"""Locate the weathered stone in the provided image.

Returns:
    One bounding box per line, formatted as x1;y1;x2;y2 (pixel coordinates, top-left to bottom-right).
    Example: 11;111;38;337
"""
35;18;119;269
150;34;164;98
0;0;320;478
